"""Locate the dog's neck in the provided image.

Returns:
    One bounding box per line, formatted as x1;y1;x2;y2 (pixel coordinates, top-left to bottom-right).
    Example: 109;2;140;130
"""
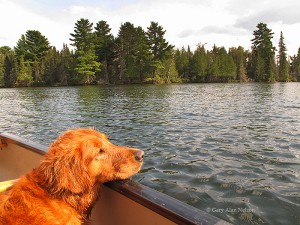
30;170;101;217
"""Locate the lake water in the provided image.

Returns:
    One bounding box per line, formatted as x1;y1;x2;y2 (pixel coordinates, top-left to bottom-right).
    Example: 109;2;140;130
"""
0;83;299;225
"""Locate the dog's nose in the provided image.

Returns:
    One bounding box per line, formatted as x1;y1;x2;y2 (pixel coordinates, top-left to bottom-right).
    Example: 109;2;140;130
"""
134;150;144;162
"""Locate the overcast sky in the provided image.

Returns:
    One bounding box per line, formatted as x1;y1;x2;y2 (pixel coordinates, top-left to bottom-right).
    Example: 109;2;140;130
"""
1;0;300;56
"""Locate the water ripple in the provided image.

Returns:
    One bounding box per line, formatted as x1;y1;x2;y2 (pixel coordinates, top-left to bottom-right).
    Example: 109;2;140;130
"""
0;83;300;225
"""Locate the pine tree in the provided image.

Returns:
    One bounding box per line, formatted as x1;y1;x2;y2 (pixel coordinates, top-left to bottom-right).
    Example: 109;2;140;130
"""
43;47;59;85
15;35;27;59
94;20;115;83
134;26;152;82
175;47;190;81
58;44;75;85
25;30;50;61
189;44;208;82
0;47;10;86
16;55;32;86
290;48;300;81
3;51;17;87
114;22;137;83
229;46;249;82
14;30;50;84
146;22;173;61
0;53;4;87
70;18;100;84
251;22;276;82
277;31;289;82
146;22;174;81
152;51;180;84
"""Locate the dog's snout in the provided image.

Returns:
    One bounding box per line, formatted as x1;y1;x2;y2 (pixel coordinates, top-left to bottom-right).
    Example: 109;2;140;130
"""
134;150;144;162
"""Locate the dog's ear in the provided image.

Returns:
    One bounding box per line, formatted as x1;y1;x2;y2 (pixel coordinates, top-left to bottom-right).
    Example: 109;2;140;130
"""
54;154;92;194
37;151;93;194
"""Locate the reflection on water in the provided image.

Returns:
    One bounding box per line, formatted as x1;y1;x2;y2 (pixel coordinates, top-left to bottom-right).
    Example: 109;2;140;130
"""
0;83;300;225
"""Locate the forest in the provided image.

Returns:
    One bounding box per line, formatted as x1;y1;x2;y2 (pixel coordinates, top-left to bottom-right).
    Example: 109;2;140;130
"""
0;19;300;87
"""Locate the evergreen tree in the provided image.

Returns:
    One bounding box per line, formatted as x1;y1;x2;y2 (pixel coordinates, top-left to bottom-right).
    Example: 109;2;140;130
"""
253;51;265;81
0;46;11;55
189;44;208;82
277;31;289;82
251;22;276;82
0;53;4;87
3;51;17;87
16;55;32;86
152;51;180;84
43;47;60;85
58;44;75;85
25;30;50;61
175;47;191;81
146;22;174;81
207;45;219;82
14;35;27;59
114;22;137;83
290;48;300;81
70;18;100;84
134;26;152;82
15;30;50;84
147;22;173;61
94;20;115;83
0;47;13;87
229;46;249;82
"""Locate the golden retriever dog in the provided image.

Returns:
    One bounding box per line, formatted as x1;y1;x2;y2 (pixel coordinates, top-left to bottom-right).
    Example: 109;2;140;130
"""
0;128;144;224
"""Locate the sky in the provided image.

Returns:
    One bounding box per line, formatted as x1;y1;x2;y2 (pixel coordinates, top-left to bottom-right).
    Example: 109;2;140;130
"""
0;0;300;56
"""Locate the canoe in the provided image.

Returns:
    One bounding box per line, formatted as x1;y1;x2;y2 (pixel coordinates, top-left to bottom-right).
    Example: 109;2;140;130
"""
0;132;231;225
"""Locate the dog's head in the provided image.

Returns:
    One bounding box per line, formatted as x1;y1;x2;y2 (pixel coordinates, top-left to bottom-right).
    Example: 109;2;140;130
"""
36;128;144;194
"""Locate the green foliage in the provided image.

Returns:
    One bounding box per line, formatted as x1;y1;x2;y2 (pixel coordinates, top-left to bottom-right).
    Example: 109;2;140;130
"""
290;48;300;81
0;46;11;55
250;23;276;82
147;22;174;62
189;44;208;82
14;30;50;85
3;51;17;87
1;21;299;88
0;53;4;87
229;46;249;82
70;18;100;84
277;32;290;82
16;55;32;86
15;31;50;63
94;20;115;83
147;53;180;84
73;49;100;84
146;22;174;78
175;47;190;80
114;22;152;83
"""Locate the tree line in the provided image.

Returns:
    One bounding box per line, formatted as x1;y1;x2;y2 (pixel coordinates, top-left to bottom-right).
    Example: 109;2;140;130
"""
0;20;299;87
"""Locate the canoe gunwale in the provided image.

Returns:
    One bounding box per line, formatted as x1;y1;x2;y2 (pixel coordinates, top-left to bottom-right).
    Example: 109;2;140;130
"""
0;132;231;225
0;132;47;155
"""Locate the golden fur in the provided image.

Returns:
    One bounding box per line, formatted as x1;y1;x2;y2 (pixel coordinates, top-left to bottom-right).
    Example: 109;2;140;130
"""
0;128;144;224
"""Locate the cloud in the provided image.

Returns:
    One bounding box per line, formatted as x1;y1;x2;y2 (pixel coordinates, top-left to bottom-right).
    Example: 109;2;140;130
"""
178;29;196;38
67;5;88;15
1;0;300;56
226;0;300;31
235;7;300;31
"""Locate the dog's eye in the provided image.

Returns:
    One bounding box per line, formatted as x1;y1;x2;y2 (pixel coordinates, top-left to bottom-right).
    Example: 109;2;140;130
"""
99;149;105;154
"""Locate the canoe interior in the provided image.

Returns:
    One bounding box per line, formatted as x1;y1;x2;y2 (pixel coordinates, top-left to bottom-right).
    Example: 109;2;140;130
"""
0;132;231;225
